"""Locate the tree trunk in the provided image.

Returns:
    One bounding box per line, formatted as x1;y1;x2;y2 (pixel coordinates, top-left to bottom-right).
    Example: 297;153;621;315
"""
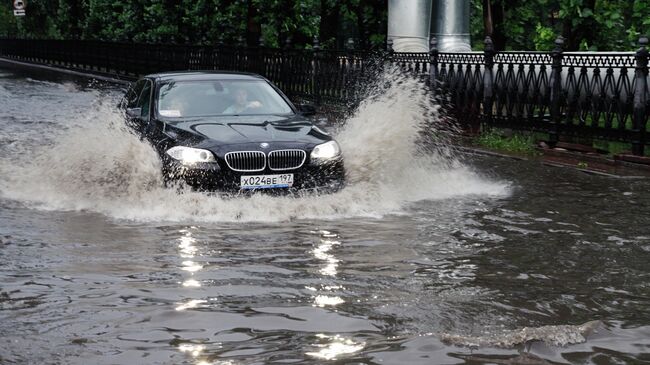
354;3;367;50
562;0;596;51
319;0;341;49
483;0;493;37
246;0;261;46
491;0;506;50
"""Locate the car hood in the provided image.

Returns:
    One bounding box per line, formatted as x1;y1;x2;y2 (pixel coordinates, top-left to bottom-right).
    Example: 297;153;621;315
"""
165;115;331;149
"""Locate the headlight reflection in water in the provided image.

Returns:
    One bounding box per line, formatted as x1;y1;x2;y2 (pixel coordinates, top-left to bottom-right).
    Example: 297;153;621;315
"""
178;344;205;357
309;230;346;309
306;334;365;360
175;299;207;311
312;235;340;277
178;229;198;258
177;229;204;288
175;229;215;364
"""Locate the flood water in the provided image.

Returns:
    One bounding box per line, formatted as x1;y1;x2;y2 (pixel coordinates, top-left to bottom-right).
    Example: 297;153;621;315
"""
1;66;649;364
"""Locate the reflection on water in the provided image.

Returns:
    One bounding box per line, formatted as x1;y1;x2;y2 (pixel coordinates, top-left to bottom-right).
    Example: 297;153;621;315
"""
179;230;199;258
312;231;341;277
182;279;202;287
178;229;204;290
179;344;206;357
314;294;344;307
176;299;208;311
175;228;209;362
182;260;204;272
310;231;345;310
306;334;365;360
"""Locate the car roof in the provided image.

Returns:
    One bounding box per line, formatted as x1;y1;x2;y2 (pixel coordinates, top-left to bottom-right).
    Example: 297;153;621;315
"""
145;71;266;82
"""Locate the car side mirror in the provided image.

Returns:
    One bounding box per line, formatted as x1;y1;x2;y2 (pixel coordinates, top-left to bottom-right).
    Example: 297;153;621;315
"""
126;107;142;118
296;104;317;116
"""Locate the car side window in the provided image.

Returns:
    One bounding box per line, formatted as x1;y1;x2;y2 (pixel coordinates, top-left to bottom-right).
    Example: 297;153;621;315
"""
136;80;152;119
126;80;146;109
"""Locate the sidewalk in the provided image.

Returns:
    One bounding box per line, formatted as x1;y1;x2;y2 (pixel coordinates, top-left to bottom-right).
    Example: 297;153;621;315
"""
461;140;650;178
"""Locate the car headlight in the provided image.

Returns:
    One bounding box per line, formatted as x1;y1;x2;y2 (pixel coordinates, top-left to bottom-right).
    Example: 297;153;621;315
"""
310;141;341;161
166;146;216;164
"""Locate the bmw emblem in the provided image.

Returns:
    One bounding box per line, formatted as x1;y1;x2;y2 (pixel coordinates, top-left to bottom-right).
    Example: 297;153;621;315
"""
260;143;269;149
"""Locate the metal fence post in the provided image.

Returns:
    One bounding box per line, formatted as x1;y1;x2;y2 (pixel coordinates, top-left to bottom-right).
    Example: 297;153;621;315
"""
281;38;291;94
216;36;224;70
346;38;355;64
429;36;438;93
237;36;246;72
632;35;649;156
312;36;322;106
482;36;495;131
345;38;355;101
386;38;394;64
256;36;265;76
549;36;564;146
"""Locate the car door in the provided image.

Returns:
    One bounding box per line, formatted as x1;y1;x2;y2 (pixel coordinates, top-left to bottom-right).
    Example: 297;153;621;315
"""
143;82;171;150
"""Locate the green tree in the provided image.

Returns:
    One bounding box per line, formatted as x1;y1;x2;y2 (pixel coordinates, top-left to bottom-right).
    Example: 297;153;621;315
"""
475;0;650;51
0;3;19;37
56;0;87;39
1;0;646;51
7;0;60;39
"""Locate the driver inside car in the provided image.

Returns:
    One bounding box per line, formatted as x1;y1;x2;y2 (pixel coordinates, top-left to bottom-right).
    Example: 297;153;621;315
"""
222;87;262;114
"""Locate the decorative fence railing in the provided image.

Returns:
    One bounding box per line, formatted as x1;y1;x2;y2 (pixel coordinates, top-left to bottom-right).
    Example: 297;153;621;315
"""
0;38;376;106
0;36;648;155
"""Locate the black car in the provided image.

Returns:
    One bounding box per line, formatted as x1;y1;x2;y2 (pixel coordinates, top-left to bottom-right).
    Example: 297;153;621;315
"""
120;71;345;192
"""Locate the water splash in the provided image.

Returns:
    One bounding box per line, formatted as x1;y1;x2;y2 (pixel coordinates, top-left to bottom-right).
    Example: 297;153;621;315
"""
0;69;509;222
439;320;603;348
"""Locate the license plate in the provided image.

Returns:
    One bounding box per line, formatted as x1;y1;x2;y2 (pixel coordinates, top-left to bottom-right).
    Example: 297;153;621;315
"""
240;174;294;189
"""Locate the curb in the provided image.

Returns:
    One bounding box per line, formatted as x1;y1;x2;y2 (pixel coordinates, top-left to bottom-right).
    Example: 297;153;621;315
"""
460;144;650;179
0;57;133;85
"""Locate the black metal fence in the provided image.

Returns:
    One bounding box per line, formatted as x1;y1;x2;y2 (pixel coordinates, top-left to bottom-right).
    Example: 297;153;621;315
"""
0;37;648;155
0;38;377;106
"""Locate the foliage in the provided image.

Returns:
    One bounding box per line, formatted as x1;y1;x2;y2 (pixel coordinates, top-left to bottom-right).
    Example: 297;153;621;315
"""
533;23;556;51
471;0;650;51
0;1;647;51
0;6;18;37
469;0;484;51
0;0;387;50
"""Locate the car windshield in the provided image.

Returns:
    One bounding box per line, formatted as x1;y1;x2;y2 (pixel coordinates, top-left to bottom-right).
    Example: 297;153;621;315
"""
157;79;294;118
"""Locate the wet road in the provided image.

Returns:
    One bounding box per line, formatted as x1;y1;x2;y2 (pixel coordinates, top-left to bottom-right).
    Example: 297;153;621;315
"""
1;66;650;364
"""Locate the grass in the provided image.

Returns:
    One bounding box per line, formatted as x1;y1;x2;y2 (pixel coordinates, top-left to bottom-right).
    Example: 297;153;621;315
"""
475;130;539;156
474;126;650;157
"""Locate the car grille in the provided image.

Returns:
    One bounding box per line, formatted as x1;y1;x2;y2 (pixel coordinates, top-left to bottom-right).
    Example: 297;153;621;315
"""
268;150;307;171
224;150;307;172
224;151;266;172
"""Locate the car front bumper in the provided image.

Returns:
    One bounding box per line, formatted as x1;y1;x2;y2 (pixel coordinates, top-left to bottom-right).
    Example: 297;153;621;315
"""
163;157;345;194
